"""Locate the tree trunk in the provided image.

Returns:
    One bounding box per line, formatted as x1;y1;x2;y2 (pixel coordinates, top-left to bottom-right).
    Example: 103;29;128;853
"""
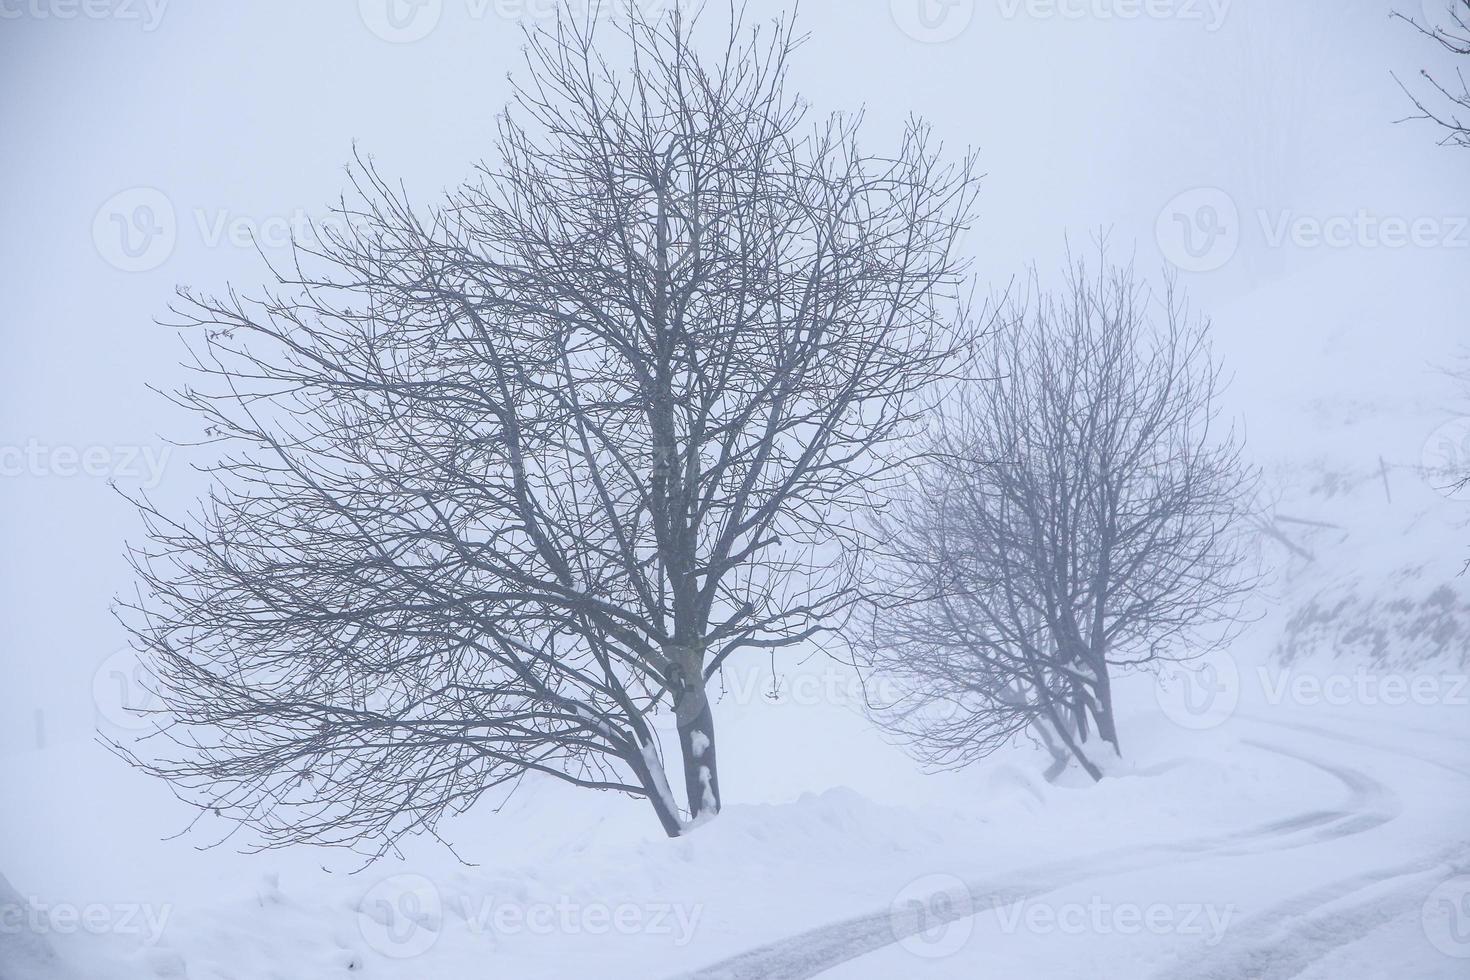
626;738;685;839
1088;658;1121;754
1033;714;1073;783
1039;694;1102;782
675;682;722;821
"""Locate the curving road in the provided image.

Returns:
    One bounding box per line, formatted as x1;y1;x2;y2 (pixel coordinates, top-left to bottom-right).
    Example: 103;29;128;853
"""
671;715;1469;980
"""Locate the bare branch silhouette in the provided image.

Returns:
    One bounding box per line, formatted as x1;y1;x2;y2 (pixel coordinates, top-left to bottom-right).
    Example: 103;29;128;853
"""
1393;1;1470;149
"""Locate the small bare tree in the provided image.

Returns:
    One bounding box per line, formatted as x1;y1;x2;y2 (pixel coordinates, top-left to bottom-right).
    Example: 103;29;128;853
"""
118;7;978;848
859;253;1257;781
1394;1;1470;149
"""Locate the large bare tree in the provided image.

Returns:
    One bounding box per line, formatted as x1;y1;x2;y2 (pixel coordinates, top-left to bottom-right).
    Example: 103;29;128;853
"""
116;8;978;847
858;253;1256;781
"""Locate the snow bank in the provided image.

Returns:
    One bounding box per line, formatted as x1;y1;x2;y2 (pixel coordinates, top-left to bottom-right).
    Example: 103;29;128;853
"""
0;871;66;980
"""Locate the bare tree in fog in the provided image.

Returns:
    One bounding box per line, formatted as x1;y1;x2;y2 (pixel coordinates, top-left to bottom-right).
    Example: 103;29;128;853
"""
1395;0;1470;149
858;253;1257;781
116;7;978;847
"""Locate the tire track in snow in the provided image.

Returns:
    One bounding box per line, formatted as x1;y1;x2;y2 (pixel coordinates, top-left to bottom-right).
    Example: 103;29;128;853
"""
1141;715;1470;980
1147;852;1469;980
670;738;1401;980
1240;712;1470;780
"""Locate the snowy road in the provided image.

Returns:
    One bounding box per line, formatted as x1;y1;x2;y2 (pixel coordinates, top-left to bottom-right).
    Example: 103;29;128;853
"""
673;716;1470;980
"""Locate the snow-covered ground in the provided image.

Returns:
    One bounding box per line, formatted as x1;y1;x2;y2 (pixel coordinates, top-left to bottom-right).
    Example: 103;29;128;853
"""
6;673;1468;979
